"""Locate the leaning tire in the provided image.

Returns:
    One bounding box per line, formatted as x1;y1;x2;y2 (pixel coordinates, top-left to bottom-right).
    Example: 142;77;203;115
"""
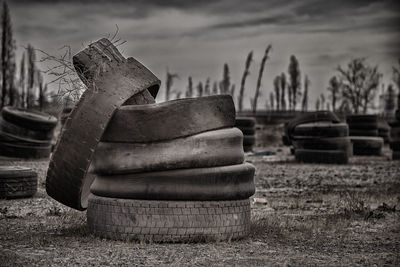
91;128;244;175
0;166;37;199
295;149;349;164
0;142;52;158
87;195;251;242
102;95;235;143
1;106;57;131
90;163;255;200
292;122;348;138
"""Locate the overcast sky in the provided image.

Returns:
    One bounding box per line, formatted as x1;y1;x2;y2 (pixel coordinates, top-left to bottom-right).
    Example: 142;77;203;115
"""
10;0;400;109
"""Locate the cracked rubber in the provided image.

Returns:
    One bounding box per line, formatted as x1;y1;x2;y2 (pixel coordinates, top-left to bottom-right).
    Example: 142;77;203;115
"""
91;128;244;175
102;95;235;143
0;166;37;198
46;38;160;211
90;163;255;200
87;195;251;242
295;149;349;164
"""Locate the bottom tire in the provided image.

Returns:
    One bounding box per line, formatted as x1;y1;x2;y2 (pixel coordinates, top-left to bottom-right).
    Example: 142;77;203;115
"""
0;166;37;198
0;141;51;158
87;195;251;242
295;149;349;164
350;137;383;156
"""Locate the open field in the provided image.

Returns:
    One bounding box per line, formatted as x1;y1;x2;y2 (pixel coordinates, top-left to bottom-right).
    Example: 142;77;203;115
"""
1;145;400;266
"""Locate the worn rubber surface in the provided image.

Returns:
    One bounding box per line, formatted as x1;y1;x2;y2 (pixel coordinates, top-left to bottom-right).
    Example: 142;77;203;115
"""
1;106;57;131
0;142;51;158
346;114;378;124
285;111;340;139
0;118;54;141
102;95;235;142
237;126;255;135
87;195;251;242
90;163;255;200
0;130;51;147
243;135;255;146
292;122;348;138
349;129;379;137
295;149;349;164
235;117;256;127
0;167;37;198
92;128;244;175
393;150;400;160
347;122;378;130
293;137;352;152
350;136;383;156
46;38;160;211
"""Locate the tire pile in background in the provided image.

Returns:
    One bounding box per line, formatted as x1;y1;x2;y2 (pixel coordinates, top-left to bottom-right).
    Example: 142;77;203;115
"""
0;166;37;199
0;107;57;158
235;117;256;152
389;109;400;160
87;96;256;242
346;115;384;156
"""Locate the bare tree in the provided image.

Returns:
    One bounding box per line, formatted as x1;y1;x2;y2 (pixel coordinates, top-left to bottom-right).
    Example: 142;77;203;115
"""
27;44;36;108
274;75;280;111
301;75;309;111
1;1;16;108
288;55;301;110
327;76;341;112
165;70;178;101
315;98;320;111
238;51;253;112
320;93;326;110
219;63;230;94
338;58;381;114
204;78;210;96
185;76;193;98
19;52;26;108
269;92;275;111
392;59;400;109
212;81;218;95
280;73;286;111
252;45;272;113
384;84;396;114
197;81;203;97
230;84;235;100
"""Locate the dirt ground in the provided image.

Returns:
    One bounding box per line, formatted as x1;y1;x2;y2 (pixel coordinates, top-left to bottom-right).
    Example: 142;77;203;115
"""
1;141;400;266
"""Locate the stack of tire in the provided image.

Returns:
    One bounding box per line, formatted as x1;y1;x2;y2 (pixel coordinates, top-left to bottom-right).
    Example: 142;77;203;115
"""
0;107;57;158
235;117;256;152
389;109;400;160
346;114;384;156
0;166;37;199
87;95;256;242
60;106;73;125
284;111;351;164
378;119;390;144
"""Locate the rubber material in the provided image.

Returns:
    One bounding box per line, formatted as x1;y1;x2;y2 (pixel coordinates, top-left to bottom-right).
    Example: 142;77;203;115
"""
0;142;51;158
237;126;255;135
91;128;244;175
295;149;349;164
282;135;291;146
393;151;400;160
87;195;251;242
349;129;379;137
0;167;37;198
347;122;378;130
0;118;54;141
389;140;400;150
243;135;255;146
346;114;378;124
243;145;253;152
396;110;400;121
293;122;348;138
90;163;255;200
293;137;351;151
46;38;160;211
1;106;57;131
235;117;256;127
350;136;383;156
390;127;400;139
0;130;51;147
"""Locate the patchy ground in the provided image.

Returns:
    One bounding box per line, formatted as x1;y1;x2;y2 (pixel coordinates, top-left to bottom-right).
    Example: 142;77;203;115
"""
1;144;400;266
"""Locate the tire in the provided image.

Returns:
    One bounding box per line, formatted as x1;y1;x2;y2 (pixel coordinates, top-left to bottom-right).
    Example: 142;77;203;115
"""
0;166;37;198
282;135;291;146
285;111;340;138
295;149;349;164
243;135;255;146
90;163;255;200
346;114;378;124
87;195;251;242
396;110;400;121
347;122;378;130
243;145;253;152
235;117;256;127
350;136;383;156
237;126;255;135
292;122;348;138
102;95;235;143
0;142;52;158
349;129;379;137
1;106;58;131
47;38;160;211
389;140;400;150
393;150;400;160
91;128;244;175
390;127;400;139
293;137;351;151
389;120;400;128
0;118;54;141
0;130;51;147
